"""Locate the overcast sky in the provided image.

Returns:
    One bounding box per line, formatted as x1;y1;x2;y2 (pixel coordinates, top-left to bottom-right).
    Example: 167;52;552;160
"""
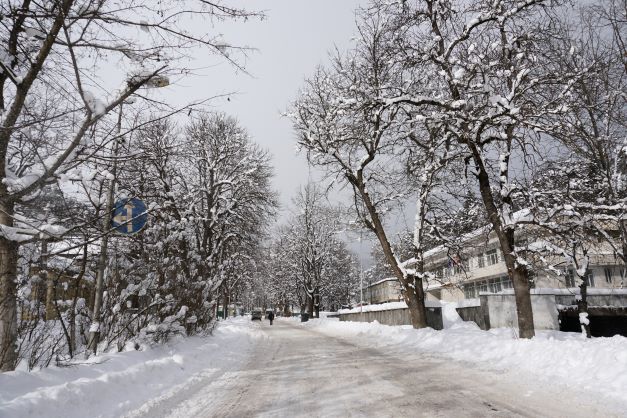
99;1;377;265
162;0;366;214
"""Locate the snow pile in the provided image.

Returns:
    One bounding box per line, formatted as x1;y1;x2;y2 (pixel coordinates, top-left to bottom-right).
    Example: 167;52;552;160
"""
339;300;441;314
440;301;479;329
0;317;263;418
339;301;408;314
302;316;627;409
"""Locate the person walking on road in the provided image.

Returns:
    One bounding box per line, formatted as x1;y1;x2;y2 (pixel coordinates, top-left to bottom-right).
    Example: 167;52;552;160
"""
268;310;275;325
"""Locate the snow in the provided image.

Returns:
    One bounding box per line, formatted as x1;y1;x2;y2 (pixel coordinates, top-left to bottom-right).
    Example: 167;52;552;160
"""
0;225;34;242
83;91;106;116
366;276;397;287
3;172;41;193
339;300;442;314
453;298;481;308
303;316;627;409
0;317;262;418
24;27;45;40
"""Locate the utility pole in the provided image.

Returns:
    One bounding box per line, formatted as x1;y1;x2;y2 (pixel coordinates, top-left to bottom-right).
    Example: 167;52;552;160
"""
87;105;122;355
86;77;168;356
359;231;364;316
42;240;53;320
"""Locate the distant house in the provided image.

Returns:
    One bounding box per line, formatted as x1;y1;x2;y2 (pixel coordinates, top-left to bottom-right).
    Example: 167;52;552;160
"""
23;265;94;321
21;238;97;321
362;278;403;304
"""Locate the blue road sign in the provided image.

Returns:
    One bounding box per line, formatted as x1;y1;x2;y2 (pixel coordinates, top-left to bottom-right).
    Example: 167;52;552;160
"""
111;198;148;235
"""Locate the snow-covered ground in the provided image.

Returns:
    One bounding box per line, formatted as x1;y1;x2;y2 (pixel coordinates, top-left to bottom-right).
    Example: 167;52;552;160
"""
305;304;627;411
0;317;264;418
2;310;626;417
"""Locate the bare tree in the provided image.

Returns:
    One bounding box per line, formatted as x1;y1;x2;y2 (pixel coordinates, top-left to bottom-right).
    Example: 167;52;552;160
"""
0;0;262;371
366;0;589;338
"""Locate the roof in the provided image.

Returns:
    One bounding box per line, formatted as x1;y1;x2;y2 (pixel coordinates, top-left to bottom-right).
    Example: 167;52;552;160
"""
366;277;397;288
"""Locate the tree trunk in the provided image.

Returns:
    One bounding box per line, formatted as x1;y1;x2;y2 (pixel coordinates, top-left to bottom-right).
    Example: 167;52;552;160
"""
405;274;428;328
313;286;320;318
355;182;427;328
0;201;18;371
69;309;76;355
42;241;55;321
222;286;229;319
578;277;591;338
472;148;535;338
307;294;314;318
509;263;535;339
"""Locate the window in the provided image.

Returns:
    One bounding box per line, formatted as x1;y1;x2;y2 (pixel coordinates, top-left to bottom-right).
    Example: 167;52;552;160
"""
486;249;499;266
604;267;613;284
454;259;469;275
478;280;488;294
477;254;485;268
564;268;595;287
500;276;513;289
564;269;575;288
463;284;476;299
488;278;502;293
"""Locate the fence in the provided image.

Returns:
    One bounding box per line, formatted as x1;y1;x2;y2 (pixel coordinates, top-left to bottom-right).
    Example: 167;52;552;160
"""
339;306;443;330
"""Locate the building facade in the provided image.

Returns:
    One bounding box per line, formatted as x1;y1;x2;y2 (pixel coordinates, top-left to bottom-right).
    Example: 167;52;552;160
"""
423;229;625;303
362;278;403;304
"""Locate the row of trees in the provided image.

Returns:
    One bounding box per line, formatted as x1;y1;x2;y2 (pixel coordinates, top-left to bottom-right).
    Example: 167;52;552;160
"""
0;0;273;372
262;185;359;317
291;0;625;338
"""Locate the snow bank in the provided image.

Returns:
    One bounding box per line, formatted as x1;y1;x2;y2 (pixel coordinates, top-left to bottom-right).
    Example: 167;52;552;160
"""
338;300;441;314
302;317;627;409
0;317;263;418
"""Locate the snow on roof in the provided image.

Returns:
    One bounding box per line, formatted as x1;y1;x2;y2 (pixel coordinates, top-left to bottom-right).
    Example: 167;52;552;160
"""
366;277;397;287
422;208;538;261
47;238;101;257
423;224;492;260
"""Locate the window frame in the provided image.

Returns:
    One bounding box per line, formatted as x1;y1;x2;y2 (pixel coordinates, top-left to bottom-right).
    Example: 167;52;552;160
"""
477;254;485;268
486;249;499;266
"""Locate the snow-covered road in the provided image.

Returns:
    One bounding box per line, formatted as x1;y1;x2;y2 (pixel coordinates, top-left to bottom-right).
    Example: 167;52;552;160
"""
2;316;624;417
128;319;618;418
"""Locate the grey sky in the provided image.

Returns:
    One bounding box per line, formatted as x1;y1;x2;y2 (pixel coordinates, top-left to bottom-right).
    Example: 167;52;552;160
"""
163;0;366;213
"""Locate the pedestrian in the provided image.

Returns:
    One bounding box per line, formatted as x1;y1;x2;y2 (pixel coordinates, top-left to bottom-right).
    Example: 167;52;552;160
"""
268;310;275;325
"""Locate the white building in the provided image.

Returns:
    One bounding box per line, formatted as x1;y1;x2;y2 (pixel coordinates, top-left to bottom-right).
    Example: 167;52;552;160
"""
422;227;625;303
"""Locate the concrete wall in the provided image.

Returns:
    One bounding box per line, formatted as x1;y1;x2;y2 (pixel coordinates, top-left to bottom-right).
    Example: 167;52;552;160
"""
456;305;490;330
555;293;627;307
435;286;465;303
481;294;560;330
453;290;627;331
339;307;443;330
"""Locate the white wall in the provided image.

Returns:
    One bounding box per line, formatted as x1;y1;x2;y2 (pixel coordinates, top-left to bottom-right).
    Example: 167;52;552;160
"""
482;294;560;330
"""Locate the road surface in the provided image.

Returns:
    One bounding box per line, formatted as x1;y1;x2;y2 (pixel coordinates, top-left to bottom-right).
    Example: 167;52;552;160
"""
130;319;617;418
